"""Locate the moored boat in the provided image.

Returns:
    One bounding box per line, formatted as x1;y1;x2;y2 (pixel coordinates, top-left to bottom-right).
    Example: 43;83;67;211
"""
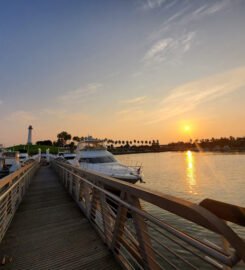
0;151;21;179
71;136;143;183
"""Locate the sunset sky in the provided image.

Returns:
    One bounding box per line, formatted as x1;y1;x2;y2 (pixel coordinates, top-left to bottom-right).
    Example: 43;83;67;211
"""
0;0;245;146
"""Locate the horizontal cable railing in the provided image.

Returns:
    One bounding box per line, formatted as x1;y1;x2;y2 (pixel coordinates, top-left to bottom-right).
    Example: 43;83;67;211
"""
52;160;245;270
0;161;39;242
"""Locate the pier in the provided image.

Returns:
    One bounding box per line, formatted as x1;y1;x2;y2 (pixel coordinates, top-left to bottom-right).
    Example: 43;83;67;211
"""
0;160;244;269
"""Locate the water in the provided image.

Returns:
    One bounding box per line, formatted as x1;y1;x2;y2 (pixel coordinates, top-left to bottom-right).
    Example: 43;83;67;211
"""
116;152;245;269
117;151;245;205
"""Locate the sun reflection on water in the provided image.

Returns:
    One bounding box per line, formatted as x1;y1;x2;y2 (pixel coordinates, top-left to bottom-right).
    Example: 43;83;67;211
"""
186;150;197;194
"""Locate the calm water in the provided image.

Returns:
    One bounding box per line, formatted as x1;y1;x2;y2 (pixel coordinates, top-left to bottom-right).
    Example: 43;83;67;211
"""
117;152;245;269
117;151;245;205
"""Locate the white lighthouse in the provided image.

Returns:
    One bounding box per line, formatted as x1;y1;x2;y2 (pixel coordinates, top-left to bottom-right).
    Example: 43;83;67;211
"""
27;125;33;145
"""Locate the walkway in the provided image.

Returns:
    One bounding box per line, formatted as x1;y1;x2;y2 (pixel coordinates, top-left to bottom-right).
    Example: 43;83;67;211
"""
0;166;120;270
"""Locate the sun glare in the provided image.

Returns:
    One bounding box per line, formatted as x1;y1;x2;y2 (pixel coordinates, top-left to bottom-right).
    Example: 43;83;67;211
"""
186;150;197;194
184;125;191;132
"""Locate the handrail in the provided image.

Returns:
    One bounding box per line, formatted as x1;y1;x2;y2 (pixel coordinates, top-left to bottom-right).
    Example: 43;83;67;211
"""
0;162;35;190
52;160;245;269
200;198;245;226
0;161;39;242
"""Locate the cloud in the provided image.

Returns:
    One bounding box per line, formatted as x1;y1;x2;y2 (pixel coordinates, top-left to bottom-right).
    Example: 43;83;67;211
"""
116;67;245;125
143;32;195;64
143;38;173;62
150;0;232;39
192;1;231;17
122;96;147;104
7;110;36;122
0;100;3;105
117;107;145;122
58;83;102;103
141;0;167;10
147;66;245;124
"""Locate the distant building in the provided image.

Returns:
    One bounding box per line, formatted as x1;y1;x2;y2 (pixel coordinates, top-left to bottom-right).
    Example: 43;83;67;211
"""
27;125;33;145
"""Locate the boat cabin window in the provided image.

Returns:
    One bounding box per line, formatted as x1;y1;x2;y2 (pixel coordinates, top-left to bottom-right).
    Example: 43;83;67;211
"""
79;156;116;163
64;156;75;160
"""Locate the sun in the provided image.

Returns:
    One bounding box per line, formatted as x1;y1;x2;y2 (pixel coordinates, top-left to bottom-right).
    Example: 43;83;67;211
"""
184;125;191;132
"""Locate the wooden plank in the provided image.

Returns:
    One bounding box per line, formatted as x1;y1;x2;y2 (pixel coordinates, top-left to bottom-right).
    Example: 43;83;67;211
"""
0;167;120;270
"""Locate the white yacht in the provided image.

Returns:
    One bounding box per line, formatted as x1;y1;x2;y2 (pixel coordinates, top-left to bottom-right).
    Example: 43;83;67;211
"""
56;152;76;163
19;153;29;164
0;151;21;178
71;137;143;184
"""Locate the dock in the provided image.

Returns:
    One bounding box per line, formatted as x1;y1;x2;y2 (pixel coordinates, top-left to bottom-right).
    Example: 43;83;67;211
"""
0;166;120;269
0;160;244;269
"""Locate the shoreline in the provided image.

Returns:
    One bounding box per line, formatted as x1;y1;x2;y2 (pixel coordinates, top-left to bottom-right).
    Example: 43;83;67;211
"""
112;149;245;155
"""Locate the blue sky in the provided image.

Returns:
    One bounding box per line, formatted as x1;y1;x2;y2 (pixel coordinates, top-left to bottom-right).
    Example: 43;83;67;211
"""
0;0;245;145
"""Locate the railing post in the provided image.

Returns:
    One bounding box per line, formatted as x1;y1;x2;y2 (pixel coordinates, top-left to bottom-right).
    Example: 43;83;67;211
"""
89;186;99;222
98;185;111;245
222;221;232;270
84;182;92;218
111;192;128;250
129;195;160;270
75;176;80;202
69;171;72;195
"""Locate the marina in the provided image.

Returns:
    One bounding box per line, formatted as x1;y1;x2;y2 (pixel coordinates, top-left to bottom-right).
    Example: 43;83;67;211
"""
0;1;245;269
0;156;244;269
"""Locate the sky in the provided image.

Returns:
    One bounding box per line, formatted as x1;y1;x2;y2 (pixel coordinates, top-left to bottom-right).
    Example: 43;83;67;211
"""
0;0;245;146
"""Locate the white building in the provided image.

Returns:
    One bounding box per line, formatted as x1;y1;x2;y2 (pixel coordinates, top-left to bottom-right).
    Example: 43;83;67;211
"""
27;125;33;145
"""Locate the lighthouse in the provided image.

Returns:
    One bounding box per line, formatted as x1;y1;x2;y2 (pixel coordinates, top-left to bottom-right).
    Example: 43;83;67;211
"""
27;125;33;145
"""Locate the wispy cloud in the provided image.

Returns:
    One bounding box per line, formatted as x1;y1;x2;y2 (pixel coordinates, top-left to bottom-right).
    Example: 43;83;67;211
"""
192;1;231;17
117;107;145;122
141;0;167;10
147;66;245;123
58;83;102;103
143;32;195;64
122;96;147;104
6;110;36;122
151;0;232;39
116;67;245;125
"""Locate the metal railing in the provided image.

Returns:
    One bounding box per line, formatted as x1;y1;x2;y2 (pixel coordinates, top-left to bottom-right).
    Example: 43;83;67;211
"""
52;160;245;270
0;161;39;242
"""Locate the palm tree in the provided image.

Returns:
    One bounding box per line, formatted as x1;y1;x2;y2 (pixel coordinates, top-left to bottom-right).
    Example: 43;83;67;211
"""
73;136;80;143
57;131;72;146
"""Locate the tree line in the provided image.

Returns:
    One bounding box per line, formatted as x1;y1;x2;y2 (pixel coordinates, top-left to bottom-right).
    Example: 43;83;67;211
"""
36;131;160;149
166;136;245;151
36;132;245;152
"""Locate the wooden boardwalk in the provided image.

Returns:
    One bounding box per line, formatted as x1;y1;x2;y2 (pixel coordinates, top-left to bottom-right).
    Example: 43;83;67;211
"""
0;166;120;270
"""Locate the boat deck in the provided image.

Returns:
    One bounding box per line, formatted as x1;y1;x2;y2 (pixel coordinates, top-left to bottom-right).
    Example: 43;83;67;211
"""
0;166;120;270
